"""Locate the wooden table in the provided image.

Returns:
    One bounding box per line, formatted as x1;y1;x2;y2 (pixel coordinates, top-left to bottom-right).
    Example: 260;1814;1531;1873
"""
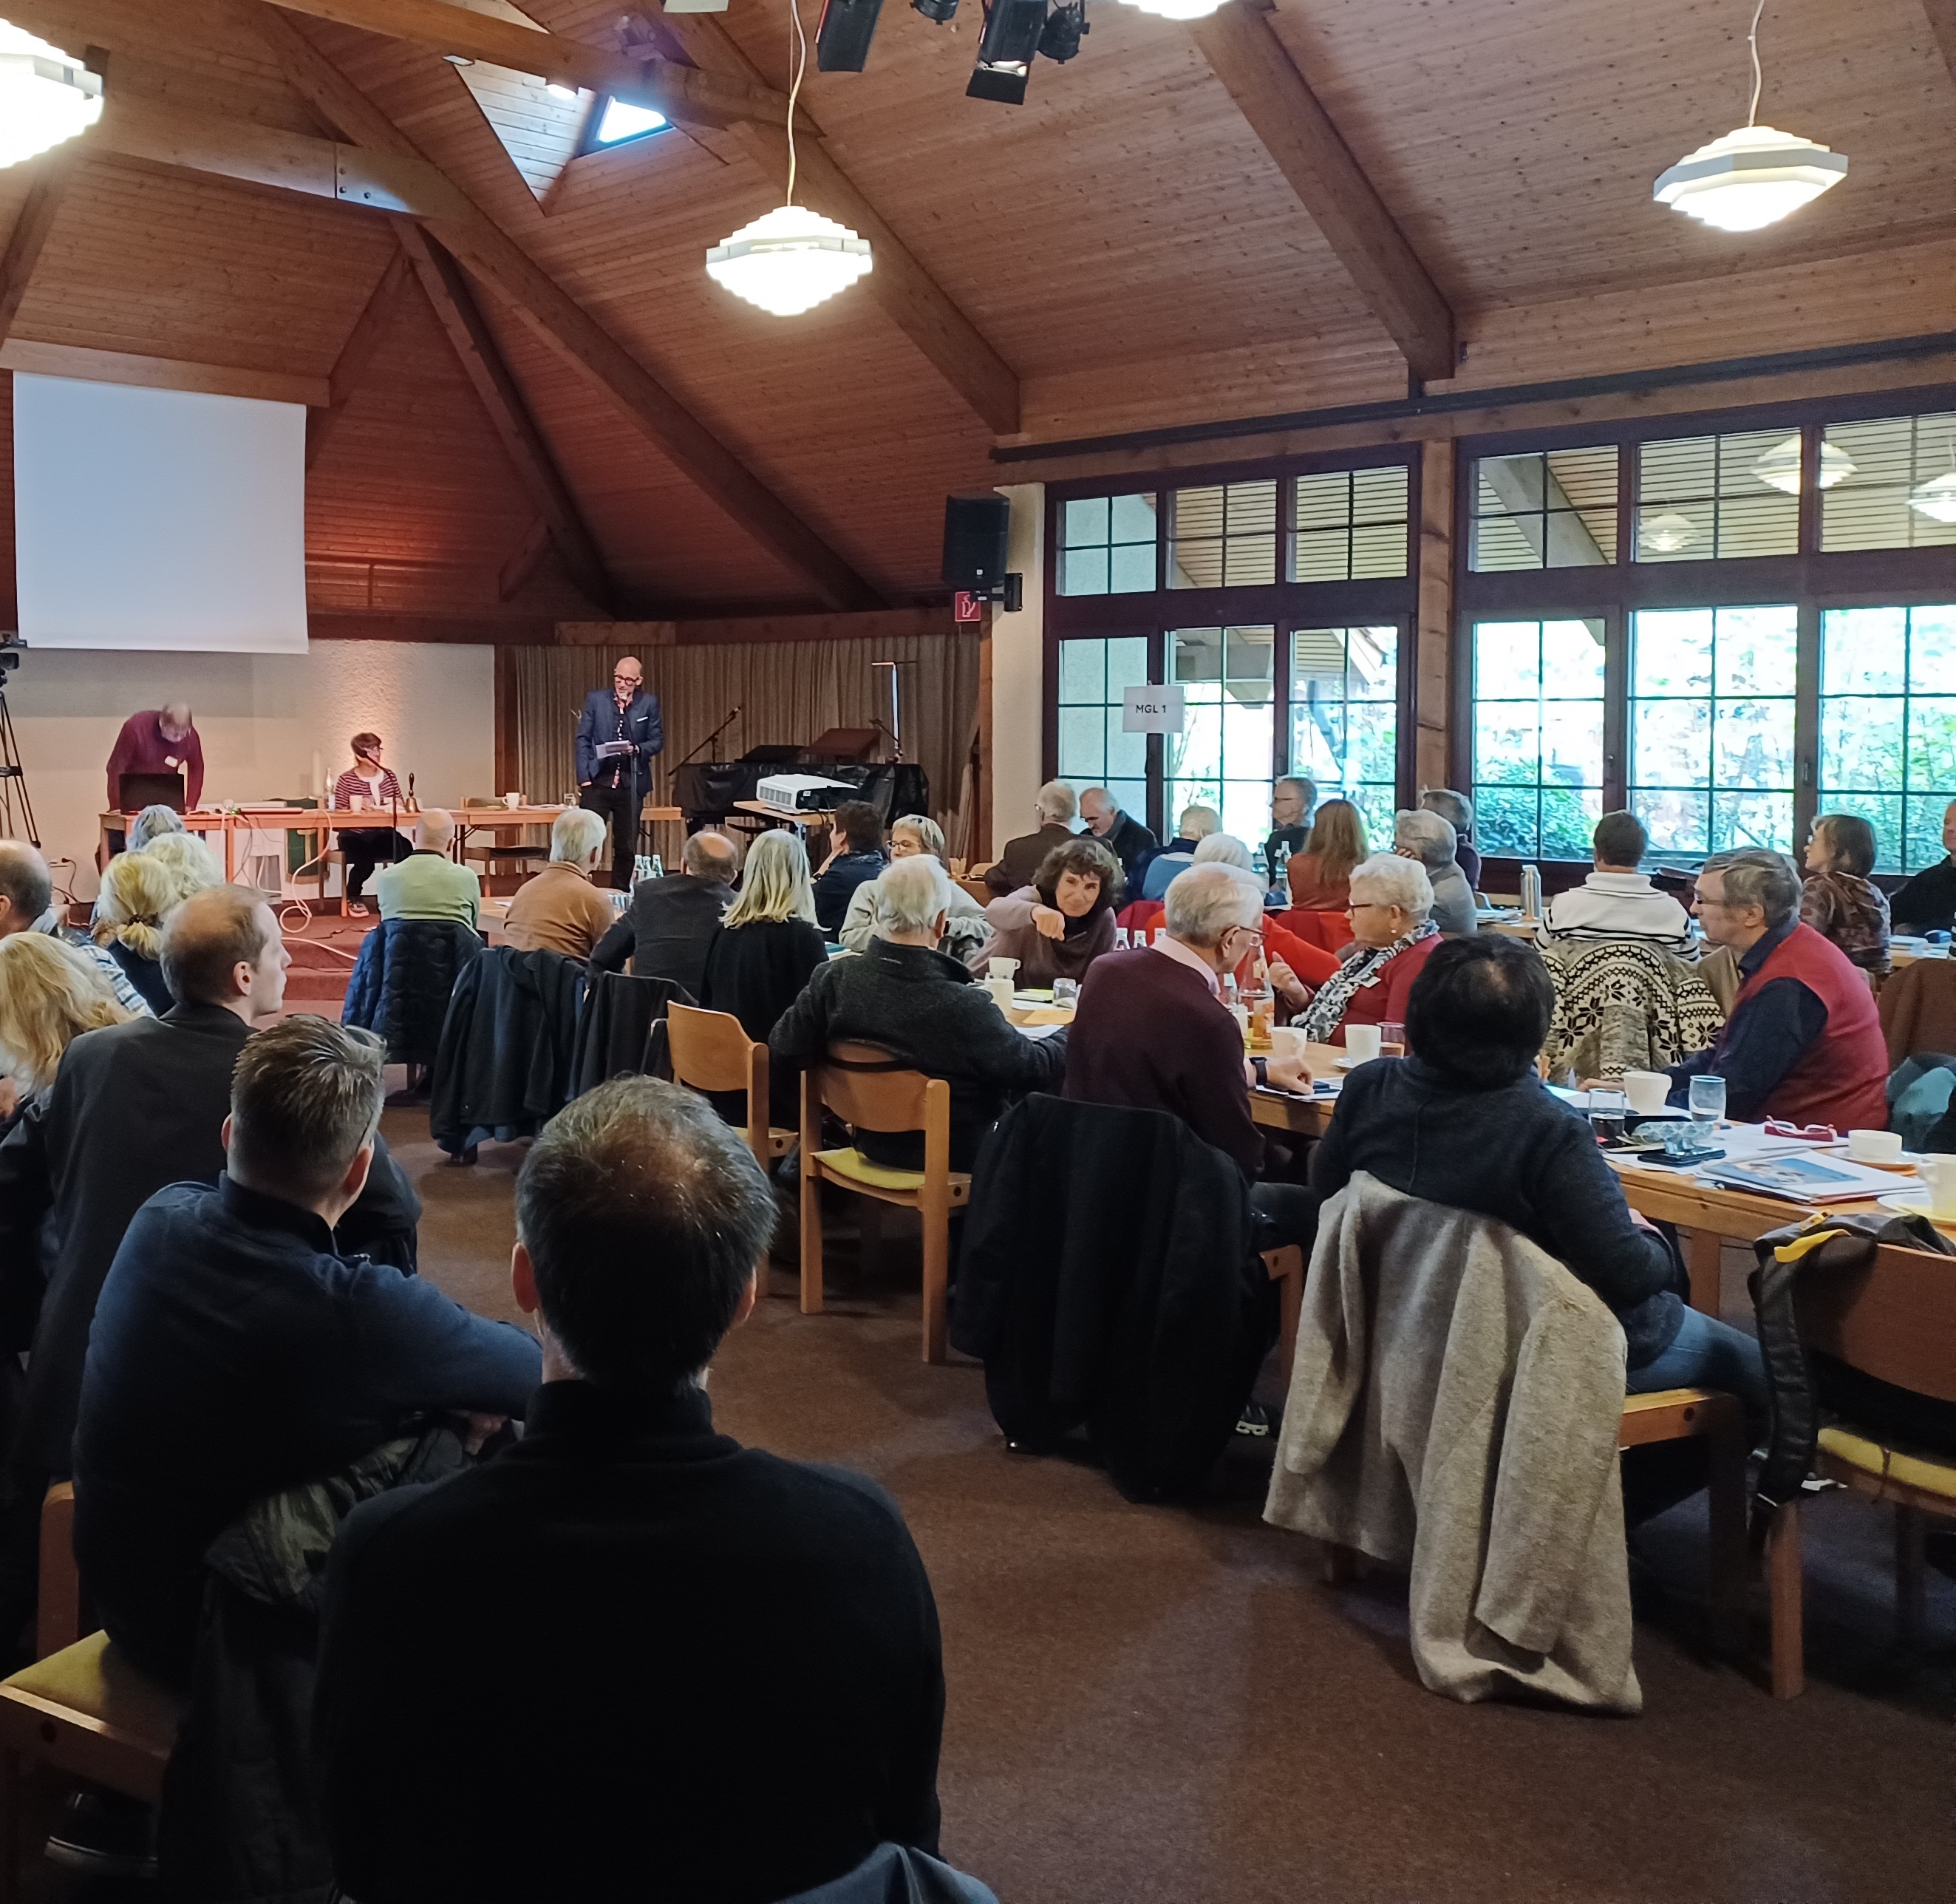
99;806;330;883
452;802;681;857
1250;1051;1954;1313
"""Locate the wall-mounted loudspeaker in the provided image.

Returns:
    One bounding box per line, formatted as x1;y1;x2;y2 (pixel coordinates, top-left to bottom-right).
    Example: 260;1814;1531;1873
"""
941;493;1010;591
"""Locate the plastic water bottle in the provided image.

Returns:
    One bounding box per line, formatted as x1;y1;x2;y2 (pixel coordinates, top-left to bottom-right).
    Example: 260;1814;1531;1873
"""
1114;926;1130;951
1520;863;1542;921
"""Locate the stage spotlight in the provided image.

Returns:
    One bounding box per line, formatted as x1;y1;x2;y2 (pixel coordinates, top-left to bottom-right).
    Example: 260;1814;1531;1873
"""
912;0;958;18
1038;1;1086;61
966;0;1046;103
817;0;885;71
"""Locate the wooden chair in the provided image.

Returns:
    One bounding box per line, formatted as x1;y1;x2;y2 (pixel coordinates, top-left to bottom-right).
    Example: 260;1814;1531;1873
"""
460;798;548;892
1324;1388;1749;1656
798;1041;971;1363
0;1488;183;1900
667;1003;796;1168
1762;1240;1956;1698
1264;1244;1304;1380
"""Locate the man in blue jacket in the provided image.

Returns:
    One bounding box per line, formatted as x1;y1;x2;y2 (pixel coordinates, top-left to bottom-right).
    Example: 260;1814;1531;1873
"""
574;656;664;889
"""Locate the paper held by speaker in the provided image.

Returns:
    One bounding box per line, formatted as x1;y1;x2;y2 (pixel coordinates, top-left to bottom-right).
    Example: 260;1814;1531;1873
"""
942;493;1022;614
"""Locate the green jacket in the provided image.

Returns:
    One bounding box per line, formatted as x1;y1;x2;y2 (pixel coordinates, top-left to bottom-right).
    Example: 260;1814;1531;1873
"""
374;851;481;929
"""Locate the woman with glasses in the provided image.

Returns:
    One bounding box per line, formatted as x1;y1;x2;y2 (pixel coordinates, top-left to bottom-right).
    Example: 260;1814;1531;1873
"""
332;732;412;919
1296;854;1441;1048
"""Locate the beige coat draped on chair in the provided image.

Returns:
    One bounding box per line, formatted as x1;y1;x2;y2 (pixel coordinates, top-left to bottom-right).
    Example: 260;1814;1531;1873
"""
1264;1173;1641;1713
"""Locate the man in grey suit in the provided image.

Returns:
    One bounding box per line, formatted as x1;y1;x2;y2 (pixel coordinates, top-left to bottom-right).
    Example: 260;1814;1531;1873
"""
574;657;664;890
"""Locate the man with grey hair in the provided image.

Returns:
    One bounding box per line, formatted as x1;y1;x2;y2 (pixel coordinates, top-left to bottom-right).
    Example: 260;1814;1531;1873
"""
1394;807;1477;936
1140;803;1223;900
502;807;616;959
1419;786;1481;891
1078;786;1156;890
987;780;1079;897
73;1013;539;1690
1666;847;1887;1129
0;840;149;1017
772;853;1066;1171
593;829;739;995
373;808;481;930
1264;775;1315;881
1067;863;1318;1259
103;703;203;856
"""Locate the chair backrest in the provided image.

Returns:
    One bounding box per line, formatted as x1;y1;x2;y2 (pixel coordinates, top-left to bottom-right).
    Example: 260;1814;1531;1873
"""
1795;1240;1956;1405
1877;956;1956;1065
1115;899;1162;935
1274;906;1354;953
667;1002;771;1160
813;1038;938;1134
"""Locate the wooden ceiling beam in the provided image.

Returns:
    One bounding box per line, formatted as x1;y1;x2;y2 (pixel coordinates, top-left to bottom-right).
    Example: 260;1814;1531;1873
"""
1926;0;1956;86
642;10;1020;435
251;3;882;611
0;146;80;344
397;225;615;613
306;248;409;469
1187;2;1455;384
267;0;808;134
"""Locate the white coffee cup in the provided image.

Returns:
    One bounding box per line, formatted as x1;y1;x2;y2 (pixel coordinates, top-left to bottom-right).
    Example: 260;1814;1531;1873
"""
1915;1154;1956;1220
988;956;1019;982
981;975;1015;1010
1847;1129;1903;1164
1622;1070;1671;1117
1346;1023;1382;1064
1270;1026;1304;1060
503;791;522;809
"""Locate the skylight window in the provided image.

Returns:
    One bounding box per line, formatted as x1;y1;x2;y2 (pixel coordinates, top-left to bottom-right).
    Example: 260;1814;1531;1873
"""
593;97;669;146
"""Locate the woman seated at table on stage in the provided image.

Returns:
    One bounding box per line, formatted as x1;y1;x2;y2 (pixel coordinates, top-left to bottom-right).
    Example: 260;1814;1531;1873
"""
1800;812;1891;976
89;851;178;1015
0;932;130;1132
841;815;988;960
970;837;1122;987
137;829;223;906
332;732;413;919
1285;798;1367;912
1314;935;1766;1412
1296;854;1441;1048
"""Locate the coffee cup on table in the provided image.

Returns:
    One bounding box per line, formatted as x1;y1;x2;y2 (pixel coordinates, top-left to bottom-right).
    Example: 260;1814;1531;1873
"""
987;956;1019;983
503;792;522;809
981;975;1015;1010
1270;1026;1304;1061
1622;1070;1671;1117
1915;1155;1956;1220
1846;1129;1903;1164
1345;1024;1382;1064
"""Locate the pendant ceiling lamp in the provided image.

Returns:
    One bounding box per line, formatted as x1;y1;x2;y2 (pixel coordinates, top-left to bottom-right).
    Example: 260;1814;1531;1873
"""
0;20;103;169
1639;511;1699;554
1751;432;1853;495
704;0;869;316
1653;0;1846;232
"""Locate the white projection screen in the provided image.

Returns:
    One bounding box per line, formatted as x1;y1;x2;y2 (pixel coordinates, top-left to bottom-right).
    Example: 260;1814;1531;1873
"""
13;373;308;653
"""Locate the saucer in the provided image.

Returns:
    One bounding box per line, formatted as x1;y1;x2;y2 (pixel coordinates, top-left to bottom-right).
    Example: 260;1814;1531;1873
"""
1877;1191;1950;1218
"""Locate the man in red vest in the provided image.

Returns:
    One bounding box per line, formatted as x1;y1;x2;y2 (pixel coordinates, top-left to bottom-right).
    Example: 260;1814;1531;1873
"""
1669;849;1888;1132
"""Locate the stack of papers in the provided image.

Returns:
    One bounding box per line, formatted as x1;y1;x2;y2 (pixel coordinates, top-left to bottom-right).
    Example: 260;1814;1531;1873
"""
1698;1152;1913;1204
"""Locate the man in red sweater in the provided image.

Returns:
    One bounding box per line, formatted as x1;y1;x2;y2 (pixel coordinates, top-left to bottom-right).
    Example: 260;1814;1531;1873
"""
1668;849;1888;1132
104;704;204;842
1064;863;1317;1248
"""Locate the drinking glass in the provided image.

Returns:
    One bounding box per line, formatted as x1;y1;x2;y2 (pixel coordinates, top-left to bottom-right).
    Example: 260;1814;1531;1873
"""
1051;977;1080;1009
1588;1086;1626;1145
1689;1075;1727;1133
1378;1020;1406;1058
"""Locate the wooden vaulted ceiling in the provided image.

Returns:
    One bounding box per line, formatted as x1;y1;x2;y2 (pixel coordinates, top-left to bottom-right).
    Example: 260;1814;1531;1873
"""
0;0;1952;625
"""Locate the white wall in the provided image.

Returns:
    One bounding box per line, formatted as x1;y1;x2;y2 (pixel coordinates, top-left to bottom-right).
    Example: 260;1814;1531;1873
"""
989;482;1045;852
4;642;494;899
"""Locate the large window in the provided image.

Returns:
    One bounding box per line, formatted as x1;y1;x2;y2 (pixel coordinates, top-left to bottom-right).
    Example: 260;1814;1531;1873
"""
1290;627;1398;838
1471;619;1606;859
1629;605;1798;855
1821;412;1956;554
1165;627;1275;844
1635;430;1800;562
1819;604;1956;871
1169;481;1278;589
1054;634;1148;823
1292;468;1410;582
1058;493;1157;597
1469;446;1618;572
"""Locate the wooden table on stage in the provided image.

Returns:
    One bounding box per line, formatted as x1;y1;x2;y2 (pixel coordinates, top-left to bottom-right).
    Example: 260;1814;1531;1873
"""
452;802;681;860
1249;1051;1954;1313
98;807;332;883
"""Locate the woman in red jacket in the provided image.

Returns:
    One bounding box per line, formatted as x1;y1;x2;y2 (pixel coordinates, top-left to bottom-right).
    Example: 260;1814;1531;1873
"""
1295;853;1440;1046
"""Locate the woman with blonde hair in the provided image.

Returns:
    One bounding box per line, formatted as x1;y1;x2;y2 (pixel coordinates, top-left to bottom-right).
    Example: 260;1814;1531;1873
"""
1287;798;1369;911
699;829;829;1126
0;933;129;1106
92;851;179;1013
138;828;225;905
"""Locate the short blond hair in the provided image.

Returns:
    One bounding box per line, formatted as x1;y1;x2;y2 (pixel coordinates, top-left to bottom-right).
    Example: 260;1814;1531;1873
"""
0;933;129;1092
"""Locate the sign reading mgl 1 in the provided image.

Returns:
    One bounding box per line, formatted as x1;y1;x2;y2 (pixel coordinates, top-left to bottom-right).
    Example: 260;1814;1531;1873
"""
1122;684;1186;733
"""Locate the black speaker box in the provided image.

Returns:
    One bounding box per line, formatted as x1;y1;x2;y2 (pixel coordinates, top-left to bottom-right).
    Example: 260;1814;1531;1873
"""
942;493;1011;591
816;0;884;71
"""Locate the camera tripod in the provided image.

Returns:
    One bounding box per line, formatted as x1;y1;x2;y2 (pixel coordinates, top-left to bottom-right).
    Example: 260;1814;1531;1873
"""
0;690;38;849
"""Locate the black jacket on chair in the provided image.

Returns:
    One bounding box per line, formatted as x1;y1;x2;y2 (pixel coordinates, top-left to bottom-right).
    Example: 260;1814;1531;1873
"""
0;1003;420;1495
570;969;692;1097
342;918;483;1069
952;1093;1272;1500
429;948;585;1156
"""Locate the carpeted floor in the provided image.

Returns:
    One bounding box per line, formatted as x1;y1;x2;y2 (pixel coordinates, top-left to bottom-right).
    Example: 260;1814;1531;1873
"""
392;1104;1951;1904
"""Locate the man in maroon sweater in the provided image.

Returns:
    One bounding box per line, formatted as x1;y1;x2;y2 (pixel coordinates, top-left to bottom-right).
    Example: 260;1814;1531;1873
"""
1065;863;1317;1248
104;704;205;856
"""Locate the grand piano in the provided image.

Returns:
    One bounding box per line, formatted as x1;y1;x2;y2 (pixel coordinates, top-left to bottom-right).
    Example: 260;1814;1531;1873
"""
673;734;929;834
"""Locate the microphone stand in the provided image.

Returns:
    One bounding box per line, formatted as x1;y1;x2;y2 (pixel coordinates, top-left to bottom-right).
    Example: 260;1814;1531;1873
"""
675;705;741;769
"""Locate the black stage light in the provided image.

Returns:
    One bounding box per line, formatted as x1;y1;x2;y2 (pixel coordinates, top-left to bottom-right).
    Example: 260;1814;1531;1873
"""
816;0;885;70
912;0;958;19
1038;1;1086;62
965;0;1046;103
